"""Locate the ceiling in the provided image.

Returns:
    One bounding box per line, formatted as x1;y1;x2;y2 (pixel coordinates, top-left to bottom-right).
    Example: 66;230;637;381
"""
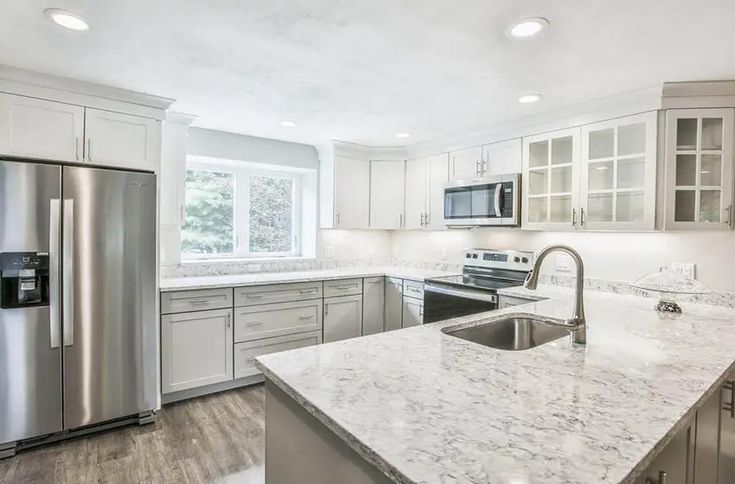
2;0;735;147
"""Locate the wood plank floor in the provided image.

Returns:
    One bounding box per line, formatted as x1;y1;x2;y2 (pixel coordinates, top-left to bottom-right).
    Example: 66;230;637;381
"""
0;384;265;484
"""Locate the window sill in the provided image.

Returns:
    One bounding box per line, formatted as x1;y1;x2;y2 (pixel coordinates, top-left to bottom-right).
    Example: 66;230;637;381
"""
180;256;316;265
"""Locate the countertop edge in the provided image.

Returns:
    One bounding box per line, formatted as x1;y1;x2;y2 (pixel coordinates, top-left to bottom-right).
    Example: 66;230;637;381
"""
255;360;414;484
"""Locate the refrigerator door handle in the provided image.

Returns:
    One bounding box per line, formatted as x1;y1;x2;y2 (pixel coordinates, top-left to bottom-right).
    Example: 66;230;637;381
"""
49;199;61;349
63;199;74;347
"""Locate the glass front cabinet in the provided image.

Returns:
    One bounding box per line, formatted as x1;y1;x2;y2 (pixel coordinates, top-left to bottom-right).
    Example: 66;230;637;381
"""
664;108;734;230
522;112;658;231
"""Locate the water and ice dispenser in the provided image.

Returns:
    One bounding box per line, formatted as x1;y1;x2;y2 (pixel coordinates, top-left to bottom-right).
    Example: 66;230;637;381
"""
0;252;50;308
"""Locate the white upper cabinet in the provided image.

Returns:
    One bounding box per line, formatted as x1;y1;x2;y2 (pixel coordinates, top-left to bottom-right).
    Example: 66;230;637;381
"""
522;127;580;230
404;157;428;230
84;108;161;172
370;160;405;229
0;93;84;163
334;155;370;229
404;153;449;230
580;112;658;230
664;108;734;230
450;146;483;181
426;153;449;229
482;138;522;176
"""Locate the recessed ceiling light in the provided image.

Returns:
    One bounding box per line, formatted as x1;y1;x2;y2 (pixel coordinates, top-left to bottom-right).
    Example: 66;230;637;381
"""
518;93;543;104
508;17;549;38
395;133;411;139
280;120;297;128
45;8;90;31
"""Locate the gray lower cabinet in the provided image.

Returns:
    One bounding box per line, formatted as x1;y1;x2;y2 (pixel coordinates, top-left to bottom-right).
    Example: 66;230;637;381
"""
235;331;323;379
323;294;363;343
402;296;424;327
234;299;322;342
161;308;234;394
637;374;735;484
385;277;403;331
362;277;385;335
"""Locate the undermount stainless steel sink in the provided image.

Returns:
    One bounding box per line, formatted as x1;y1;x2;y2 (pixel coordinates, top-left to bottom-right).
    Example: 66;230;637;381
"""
443;317;569;351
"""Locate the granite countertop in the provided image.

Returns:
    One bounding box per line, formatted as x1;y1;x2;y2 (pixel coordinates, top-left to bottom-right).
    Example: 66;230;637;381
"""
256;284;735;484
159;266;456;291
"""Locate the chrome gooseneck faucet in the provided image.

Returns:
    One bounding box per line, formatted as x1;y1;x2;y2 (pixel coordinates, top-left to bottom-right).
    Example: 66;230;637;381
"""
524;245;587;346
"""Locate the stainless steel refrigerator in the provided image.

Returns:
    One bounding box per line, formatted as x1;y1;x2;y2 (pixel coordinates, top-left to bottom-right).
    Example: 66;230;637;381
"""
0;159;156;456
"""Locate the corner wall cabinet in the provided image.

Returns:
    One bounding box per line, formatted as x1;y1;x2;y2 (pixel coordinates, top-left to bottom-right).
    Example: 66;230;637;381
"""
522;113;658;231
0;92;161;172
370;160;405;229
663;108;734;230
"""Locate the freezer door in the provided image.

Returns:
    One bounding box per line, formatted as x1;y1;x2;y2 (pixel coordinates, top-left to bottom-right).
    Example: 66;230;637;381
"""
0;160;63;444
62;166;156;429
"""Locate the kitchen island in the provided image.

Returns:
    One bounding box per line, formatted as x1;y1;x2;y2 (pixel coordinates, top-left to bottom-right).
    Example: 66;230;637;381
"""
256;285;735;484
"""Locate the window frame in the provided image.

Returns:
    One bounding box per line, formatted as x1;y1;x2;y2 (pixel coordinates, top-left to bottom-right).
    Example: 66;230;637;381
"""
182;158;302;260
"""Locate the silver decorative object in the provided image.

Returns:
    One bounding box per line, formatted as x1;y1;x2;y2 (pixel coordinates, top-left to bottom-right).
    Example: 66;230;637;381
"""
629;267;709;313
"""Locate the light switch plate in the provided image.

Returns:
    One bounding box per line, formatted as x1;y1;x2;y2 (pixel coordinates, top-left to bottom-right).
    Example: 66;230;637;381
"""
323;245;335;258
670;262;695;279
440;248;448;261
555;253;574;273
367;245;375;256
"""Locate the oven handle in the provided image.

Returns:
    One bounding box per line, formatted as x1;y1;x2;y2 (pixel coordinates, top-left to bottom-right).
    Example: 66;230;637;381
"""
424;283;498;303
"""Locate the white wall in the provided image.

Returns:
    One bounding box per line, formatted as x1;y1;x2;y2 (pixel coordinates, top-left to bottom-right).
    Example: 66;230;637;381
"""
188;128;318;170
390;229;735;292
319;229;392;260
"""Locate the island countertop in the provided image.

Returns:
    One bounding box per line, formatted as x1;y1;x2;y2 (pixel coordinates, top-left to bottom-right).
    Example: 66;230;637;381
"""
256;285;735;484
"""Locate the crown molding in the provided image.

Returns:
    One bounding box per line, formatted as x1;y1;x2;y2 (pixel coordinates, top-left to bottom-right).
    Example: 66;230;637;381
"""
0;65;175;119
332;140;406;160
661;80;735;109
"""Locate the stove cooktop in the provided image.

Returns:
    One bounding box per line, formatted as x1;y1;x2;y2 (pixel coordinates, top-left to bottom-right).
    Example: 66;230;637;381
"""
425;274;525;292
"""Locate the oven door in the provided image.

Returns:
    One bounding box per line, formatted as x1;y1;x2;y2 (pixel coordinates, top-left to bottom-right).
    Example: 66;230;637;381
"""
423;283;498;323
444;181;504;226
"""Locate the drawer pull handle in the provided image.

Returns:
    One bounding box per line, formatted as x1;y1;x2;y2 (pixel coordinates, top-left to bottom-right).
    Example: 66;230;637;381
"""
299;315;315;320
335;285;357;290
246;320;264;327
246;357;256;363
724;381;735;418
189;299;211;305
299;289;318;294
247;294;264;299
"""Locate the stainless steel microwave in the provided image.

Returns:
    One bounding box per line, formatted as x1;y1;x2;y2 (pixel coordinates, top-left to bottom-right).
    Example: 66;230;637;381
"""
443;174;520;227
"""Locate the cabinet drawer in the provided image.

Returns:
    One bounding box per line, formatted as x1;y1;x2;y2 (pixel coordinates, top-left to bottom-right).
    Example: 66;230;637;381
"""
234;281;323;307
324;278;363;297
161;288;233;314
403;279;424;300
234;299;323;343
235;331;322;379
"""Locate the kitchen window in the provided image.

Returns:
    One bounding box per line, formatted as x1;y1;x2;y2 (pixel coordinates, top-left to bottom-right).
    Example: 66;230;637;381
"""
182;159;302;259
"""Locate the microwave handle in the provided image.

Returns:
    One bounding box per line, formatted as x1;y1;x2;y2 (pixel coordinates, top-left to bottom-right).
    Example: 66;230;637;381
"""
494;184;503;217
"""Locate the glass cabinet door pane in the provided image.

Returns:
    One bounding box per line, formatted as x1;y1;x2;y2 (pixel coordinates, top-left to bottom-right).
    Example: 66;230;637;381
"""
618;157;646;189
550;166;572;193
528;197;547;223
674;190;696;222
588;128;614;159
700;154;722;186
699;190;721;222
676;118;698;150
617;192;644;222
587;193;613;222
529;141;548;168
549;196;571;222
676;154;697;186
528;169;548;195
588;161;614;190
551;136;573;165
618;123;646;156
701;118;723;150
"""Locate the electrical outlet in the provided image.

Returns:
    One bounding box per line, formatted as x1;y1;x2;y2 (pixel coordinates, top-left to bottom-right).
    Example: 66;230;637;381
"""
323;245;335;258
670;262;695;279
440;248;448;261
555;253;574;273
367;245;375;256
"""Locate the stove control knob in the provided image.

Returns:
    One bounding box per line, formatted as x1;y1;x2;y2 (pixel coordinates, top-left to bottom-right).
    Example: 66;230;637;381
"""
521;257;529;263
466;253;472;258
514;257;520;263
472;254;478;259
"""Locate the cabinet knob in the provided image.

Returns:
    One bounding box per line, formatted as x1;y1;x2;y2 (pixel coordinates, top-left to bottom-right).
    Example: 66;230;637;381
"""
572;208;577;227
